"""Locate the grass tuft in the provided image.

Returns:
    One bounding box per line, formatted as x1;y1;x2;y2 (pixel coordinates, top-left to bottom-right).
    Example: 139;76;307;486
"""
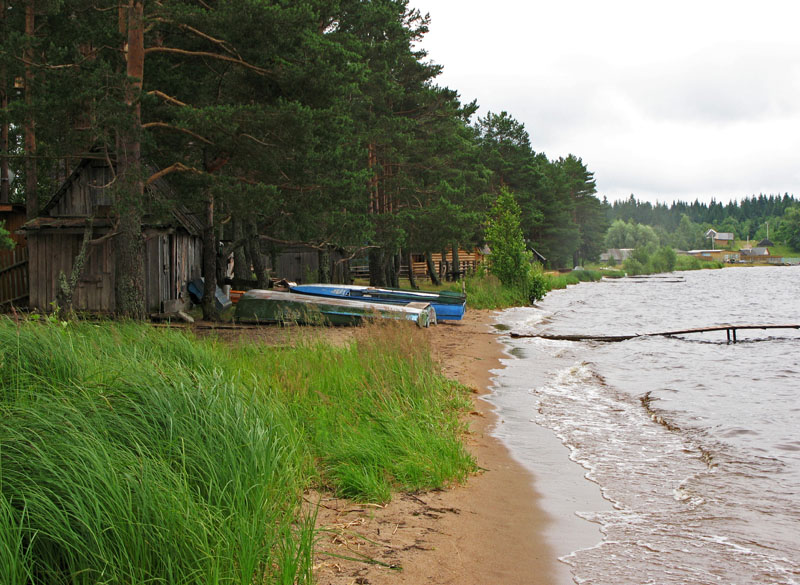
0;318;475;583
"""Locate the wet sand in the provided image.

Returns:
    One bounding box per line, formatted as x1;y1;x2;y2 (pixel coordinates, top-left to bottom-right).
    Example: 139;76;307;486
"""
312;310;559;585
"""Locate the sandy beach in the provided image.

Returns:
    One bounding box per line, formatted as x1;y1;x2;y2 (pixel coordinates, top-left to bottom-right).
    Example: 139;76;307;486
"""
312;310;558;585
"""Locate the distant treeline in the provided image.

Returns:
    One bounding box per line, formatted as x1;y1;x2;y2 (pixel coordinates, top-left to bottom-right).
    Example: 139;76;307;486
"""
607;194;800;250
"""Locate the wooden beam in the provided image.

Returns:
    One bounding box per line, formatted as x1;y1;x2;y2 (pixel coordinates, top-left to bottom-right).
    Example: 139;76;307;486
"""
509;324;800;343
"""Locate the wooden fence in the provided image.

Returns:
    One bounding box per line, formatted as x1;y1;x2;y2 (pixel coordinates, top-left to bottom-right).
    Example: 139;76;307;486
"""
350;249;486;282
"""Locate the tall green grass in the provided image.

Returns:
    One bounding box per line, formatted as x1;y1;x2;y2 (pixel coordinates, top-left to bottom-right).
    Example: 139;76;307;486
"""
0;318;474;584
450;269;625;308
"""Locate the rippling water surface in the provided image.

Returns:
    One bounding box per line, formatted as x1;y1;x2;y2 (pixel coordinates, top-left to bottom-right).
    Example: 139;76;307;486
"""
491;266;800;585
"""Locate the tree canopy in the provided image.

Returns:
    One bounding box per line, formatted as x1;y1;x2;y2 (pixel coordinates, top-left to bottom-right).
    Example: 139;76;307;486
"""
2;0;611;316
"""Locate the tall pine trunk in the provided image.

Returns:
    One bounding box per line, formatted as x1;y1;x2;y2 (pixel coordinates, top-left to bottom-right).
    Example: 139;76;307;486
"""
368;247;385;286
451;244;461;280
201;188;218;320
114;0;146;318
384;251;399;288
23;0;36;218
318;247;331;283
232;219;251;284
404;249;418;289
425;251;440;286
246;221;269;288
0;0;8;204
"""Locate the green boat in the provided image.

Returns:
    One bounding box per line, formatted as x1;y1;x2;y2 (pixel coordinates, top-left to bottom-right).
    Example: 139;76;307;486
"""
234;289;436;327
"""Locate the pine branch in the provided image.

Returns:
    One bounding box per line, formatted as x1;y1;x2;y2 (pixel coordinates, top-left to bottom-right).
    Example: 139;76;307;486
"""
143;46;269;75
146;162;204;184
147;90;188;107
173;21;242;58
240;133;276;148
143;122;213;144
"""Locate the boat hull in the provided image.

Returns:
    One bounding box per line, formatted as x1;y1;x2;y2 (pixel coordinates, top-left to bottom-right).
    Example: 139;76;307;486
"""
289;284;466;320
234;290;436;327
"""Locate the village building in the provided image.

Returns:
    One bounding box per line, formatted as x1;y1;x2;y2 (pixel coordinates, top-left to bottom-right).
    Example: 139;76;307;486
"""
600;248;634;264
704;229;736;248
18;157;203;314
739;247;771;263
685;249;740;263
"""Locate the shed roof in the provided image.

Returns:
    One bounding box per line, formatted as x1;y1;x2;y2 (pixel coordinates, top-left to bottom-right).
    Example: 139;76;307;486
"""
28;156;202;236
740;247;770;256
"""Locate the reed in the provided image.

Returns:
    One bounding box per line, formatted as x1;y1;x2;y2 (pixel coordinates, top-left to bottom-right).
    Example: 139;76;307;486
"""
0;318;474;583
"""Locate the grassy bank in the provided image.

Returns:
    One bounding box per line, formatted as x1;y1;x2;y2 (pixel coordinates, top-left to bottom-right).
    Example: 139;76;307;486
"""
0;319;474;584
442;269;624;309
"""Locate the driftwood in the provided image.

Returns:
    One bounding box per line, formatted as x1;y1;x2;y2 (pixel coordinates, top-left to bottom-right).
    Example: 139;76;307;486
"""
510;324;800;344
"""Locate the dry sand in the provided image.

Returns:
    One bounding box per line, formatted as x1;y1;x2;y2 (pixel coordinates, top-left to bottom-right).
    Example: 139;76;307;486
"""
312;310;557;585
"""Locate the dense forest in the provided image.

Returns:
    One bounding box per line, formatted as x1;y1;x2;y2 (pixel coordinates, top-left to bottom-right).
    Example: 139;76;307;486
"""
607;194;800;251
0;0;606;317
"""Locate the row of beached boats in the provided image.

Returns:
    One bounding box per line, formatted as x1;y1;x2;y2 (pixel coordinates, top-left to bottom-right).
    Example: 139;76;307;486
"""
234;284;466;327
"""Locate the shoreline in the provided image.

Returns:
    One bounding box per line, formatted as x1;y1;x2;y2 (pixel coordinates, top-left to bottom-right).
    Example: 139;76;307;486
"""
313;310;558;584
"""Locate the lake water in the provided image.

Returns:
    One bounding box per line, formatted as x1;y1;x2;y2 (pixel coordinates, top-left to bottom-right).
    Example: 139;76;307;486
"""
488;266;800;585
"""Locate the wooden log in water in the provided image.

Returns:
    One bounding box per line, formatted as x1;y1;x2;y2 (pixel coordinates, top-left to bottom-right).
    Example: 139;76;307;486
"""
509;324;800;343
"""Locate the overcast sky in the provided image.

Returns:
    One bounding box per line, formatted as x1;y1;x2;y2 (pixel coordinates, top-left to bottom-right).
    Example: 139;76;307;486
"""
409;0;800;205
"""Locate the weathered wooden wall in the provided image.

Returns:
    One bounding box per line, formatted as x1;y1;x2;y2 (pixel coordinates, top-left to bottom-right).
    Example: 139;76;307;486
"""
268;246;349;283
27;230;115;312
28;229;203;314
143;230;202;312
47;161;114;217
25;158;204;315
0;205;29;307
0;247;28;307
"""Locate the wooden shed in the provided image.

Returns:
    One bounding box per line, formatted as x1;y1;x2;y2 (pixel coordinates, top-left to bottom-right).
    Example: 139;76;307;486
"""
267;245;350;284
20;157;203;314
0;203;29;308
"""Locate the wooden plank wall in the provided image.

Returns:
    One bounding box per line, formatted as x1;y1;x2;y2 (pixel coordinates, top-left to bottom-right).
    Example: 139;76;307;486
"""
268;247;348;283
0;246;29;306
50;163;113;217
29;229;201;314
410;249;484;279
142;230;202;312
28;231;115;313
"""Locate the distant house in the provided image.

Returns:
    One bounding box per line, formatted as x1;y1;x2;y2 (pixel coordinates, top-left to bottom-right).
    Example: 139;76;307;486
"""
756;238;774;248
19;157;203;314
600;248;634;264
704;229;736;248
686;249;740;263
739;247;770;263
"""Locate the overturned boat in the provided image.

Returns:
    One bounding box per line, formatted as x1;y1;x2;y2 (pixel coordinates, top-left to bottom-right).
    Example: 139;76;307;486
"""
234;289;436;327
289;284;466;321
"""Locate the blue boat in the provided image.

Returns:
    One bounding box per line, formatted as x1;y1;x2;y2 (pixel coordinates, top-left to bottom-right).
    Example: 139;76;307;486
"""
289;284;466;321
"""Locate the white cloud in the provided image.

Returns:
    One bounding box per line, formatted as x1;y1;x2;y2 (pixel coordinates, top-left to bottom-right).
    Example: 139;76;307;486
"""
412;0;800;204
